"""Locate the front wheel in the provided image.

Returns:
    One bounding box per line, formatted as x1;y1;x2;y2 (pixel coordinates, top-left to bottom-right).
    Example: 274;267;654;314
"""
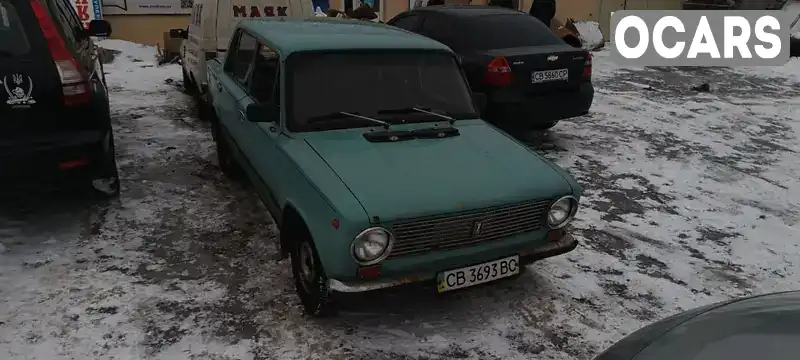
291;233;337;317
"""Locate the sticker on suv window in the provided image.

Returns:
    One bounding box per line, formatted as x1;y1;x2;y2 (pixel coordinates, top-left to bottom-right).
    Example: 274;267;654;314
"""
2;74;36;107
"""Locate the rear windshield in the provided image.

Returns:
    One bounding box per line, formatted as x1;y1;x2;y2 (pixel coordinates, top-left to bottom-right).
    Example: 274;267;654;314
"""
287;51;477;132
460;14;565;50
0;0;31;56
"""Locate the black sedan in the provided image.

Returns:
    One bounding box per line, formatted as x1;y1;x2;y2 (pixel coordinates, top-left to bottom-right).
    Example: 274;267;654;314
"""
387;5;594;131
593;290;800;360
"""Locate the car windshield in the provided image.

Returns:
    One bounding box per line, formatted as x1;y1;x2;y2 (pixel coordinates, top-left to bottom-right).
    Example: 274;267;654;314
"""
0;0;31;57
287;51;477;132
460;14;565;50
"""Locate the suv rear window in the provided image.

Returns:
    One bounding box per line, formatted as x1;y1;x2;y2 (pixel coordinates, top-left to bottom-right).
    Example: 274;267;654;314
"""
0;0;31;56
460;14;565;50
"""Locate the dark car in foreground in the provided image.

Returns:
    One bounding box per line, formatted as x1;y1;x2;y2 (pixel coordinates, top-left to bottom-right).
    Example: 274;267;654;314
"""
0;0;118;197
593;290;800;360
387;5;594;131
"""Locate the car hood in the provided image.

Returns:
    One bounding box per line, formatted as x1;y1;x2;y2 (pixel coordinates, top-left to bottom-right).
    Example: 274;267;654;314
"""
593;291;800;360
301;122;574;222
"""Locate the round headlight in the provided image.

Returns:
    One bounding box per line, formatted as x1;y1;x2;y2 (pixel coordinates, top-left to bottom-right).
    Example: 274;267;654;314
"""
548;196;577;229
351;227;393;264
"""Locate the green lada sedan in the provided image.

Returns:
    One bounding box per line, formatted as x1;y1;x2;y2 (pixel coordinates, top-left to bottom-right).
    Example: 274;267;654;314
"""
205;17;582;317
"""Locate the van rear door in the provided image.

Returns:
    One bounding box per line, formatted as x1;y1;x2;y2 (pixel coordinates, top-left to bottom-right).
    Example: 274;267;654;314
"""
0;0;65;139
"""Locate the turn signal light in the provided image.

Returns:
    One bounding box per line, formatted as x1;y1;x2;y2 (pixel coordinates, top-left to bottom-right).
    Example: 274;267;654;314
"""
546;228;566;242
358;265;381;279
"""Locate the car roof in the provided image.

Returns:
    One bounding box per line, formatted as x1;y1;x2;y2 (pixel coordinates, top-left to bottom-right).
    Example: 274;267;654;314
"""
408;5;525;18
237;17;453;55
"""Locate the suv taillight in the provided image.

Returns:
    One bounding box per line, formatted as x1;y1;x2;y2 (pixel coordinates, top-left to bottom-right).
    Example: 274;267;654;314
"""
55;60;91;105
582;54;592;82
481;56;513;87
29;0;91;106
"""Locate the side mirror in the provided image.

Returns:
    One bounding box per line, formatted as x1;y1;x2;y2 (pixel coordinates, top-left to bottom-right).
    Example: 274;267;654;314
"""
169;28;188;39
472;92;487;114
246;102;278;123
87;20;112;37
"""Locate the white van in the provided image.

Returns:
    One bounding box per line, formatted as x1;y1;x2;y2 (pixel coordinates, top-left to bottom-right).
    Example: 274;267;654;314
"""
170;0;314;96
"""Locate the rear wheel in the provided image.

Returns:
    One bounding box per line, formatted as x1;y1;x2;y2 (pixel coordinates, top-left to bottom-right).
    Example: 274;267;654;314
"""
212;117;243;180
291;231;337;317
90;134;120;199
183;69;197;96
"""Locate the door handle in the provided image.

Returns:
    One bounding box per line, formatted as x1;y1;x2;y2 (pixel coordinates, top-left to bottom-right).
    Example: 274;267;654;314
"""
238;109;245;122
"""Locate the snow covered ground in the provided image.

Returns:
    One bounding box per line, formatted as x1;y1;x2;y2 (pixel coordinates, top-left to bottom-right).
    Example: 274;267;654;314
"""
0;39;798;360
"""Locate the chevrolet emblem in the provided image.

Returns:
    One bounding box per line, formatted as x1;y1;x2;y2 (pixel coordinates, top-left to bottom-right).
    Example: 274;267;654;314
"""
547;55;558;61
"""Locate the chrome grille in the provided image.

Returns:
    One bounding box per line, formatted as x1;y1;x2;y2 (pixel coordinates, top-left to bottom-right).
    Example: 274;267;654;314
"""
387;199;551;259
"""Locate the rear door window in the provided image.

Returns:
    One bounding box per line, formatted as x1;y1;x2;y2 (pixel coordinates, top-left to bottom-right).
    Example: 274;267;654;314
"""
390;13;425;31
0;0;32;56
42;0;79;52
459;14;565;50
225;31;257;84
419;14;457;46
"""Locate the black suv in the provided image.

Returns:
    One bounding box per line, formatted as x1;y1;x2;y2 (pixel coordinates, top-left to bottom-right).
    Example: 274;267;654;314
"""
0;0;118;197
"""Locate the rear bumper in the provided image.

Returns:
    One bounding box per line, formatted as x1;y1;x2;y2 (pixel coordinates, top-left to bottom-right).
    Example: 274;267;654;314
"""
485;83;594;128
0;130;113;186
327;232;578;293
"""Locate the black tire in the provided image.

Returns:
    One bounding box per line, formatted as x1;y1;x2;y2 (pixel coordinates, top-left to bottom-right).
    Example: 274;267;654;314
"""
791;37;800;57
291;231;337;317
183;69;197;96
90;134;121;199
212;119;243;180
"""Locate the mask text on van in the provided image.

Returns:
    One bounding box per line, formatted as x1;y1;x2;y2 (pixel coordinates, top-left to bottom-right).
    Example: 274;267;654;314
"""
232;5;288;17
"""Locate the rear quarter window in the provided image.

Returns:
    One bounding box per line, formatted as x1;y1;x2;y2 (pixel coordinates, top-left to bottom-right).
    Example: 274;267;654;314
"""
0;0;32;56
460;13;565;50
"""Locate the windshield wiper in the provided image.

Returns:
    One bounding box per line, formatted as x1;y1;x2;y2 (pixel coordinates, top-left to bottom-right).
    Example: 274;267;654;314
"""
377;107;478;124
306;111;391;129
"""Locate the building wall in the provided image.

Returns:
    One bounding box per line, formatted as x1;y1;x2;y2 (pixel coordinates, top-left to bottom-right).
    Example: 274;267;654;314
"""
106;14;190;46
105;0;684;45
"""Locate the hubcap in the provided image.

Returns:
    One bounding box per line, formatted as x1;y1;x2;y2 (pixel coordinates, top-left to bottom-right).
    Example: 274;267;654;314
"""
298;242;315;292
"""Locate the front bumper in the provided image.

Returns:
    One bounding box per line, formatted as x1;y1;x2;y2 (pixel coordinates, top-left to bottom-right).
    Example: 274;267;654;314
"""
327;232;578;293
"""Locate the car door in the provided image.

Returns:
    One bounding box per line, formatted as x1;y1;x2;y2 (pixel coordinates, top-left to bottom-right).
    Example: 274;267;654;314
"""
218;30;257;150
236;43;283;214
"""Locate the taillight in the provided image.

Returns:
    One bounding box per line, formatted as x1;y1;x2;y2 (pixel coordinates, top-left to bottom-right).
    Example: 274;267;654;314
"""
29;0;91;106
582;54;592;82
481;56;513;87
